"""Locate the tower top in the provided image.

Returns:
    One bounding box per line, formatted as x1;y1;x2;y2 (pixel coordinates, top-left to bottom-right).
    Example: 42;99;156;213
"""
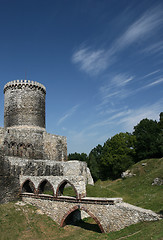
4;80;46;94
4;80;46;129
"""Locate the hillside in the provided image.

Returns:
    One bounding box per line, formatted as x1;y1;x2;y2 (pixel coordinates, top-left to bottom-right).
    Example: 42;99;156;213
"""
0;158;163;240
87;157;163;213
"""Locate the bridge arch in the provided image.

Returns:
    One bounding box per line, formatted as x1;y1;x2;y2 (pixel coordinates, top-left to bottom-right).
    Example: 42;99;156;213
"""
37;179;54;196
56;179;78;198
21;178;36;194
60;205;105;233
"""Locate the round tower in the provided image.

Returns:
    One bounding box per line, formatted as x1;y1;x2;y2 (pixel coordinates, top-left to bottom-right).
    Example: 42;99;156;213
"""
4;80;46;129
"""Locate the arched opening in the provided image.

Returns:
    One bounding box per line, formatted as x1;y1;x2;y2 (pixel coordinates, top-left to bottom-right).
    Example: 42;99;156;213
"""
60;206;104;233
21;179;36;194
18;143;26;157
56;180;78;198
10;142;17;156
26;144;34;158
3;141;9;155
37;179;54;196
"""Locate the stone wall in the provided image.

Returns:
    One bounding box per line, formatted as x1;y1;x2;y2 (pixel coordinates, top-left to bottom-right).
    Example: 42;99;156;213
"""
19;175;86;197
43;132;67;161
22;196;160;233
1;127;67;161
3;126;45;159
4;80;46;128
0;152;20;203
6;157;88;180
0;127;4;148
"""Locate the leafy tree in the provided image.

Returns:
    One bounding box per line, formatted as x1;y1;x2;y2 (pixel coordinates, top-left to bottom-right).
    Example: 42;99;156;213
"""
100;132;136;180
68;152;88;163
133;118;162;161
88;144;103;181
157;112;163;156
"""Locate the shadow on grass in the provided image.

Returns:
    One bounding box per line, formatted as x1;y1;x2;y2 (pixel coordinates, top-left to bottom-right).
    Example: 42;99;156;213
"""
69;220;102;233
158;210;163;217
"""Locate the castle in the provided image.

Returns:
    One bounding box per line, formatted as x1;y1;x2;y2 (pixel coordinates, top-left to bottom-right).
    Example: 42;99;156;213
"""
0;80;160;233
0;80;93;203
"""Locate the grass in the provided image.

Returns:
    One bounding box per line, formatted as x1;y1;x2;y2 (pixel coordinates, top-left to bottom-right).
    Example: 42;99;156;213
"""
87;158;163;213
0;158;163;239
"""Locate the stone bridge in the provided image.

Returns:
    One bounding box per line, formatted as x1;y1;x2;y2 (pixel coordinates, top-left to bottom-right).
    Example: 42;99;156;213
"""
20;178;160;233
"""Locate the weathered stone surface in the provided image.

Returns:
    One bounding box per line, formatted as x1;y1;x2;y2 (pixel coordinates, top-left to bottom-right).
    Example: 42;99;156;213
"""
152;178;163;186
121;170;136;178
4;80;46;128
22;196;160;233
86;167;94;185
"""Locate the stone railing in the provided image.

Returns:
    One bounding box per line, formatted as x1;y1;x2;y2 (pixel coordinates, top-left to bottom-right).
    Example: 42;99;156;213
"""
4;80;46;94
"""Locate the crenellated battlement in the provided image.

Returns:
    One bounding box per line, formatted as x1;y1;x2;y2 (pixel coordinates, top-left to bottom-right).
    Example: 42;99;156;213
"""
4;80;46;94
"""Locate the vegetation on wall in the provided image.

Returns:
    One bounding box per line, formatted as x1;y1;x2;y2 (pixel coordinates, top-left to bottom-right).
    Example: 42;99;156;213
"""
68;112;163;181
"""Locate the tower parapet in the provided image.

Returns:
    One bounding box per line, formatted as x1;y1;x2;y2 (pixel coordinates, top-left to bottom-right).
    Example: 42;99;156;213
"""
4;80;46;94
4;80;46;128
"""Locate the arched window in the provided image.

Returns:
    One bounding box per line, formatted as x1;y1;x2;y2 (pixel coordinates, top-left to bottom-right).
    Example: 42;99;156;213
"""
37;179;54;196
10;142;17;156
18;143;26;157
26;144;34;158
56;180;78;198
60;206;104;233
21;179;36;193
3;141;9;155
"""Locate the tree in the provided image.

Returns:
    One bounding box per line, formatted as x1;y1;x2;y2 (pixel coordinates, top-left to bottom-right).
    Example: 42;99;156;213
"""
133;118;162;161
88;144;103;181
68;152;88;163
157;112;163;156
100;132;136;180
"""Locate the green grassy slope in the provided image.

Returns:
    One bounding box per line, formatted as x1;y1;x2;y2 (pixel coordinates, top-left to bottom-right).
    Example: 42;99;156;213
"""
87;158;163;213
0;158;162;240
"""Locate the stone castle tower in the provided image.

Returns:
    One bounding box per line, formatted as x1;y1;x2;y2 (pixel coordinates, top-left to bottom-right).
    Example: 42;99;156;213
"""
0;80;93;203
1;80;67;161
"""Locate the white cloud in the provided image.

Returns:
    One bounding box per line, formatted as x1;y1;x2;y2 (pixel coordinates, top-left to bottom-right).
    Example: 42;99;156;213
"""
98;73;134;107
142;70;161;79
145;78;163;87
116;7;163;50
112;74;134;87
72;7;163;76
143;41;163;55
119;100;163;132
57;105;79;125
72;46;109;75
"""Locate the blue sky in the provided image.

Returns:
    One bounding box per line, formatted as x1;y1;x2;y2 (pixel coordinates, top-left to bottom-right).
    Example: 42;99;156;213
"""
0;0;162;154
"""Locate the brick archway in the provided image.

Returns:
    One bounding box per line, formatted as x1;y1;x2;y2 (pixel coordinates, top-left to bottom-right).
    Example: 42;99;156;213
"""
21;178;36;194
56;179;78;198
60;205;105;233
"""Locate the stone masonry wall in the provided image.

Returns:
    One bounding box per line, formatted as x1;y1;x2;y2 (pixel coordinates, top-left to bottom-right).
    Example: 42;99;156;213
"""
43;132;67;161
0;153;20;203
1;127;67;161
22;196;160;233
4;80;46;128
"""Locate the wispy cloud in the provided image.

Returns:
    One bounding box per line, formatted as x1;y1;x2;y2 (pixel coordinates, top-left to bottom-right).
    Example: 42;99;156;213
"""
57;105;79;125
98;74;163;109
119;100;163;132
99;73;134;105
115;7;163;51
145;78;163;87
72;46;109;75
142;41;163;55
93;99;162;132
89;110;130;129
72;7;163;75
142;70;160;79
